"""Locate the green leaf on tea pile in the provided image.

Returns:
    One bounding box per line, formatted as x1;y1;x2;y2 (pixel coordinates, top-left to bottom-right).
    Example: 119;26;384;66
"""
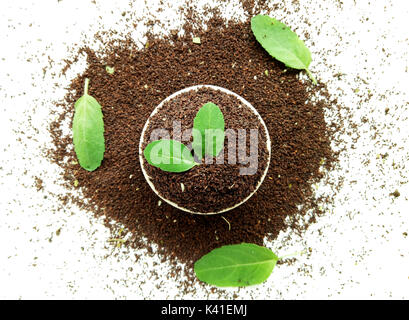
144;140;198;173
73;78;105;171
105;66;115;74
251;15;317;84
194;243;279;287
192;102;225;158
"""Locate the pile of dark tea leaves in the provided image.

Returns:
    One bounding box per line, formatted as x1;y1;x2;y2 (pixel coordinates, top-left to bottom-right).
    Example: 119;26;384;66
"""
49;7;342;290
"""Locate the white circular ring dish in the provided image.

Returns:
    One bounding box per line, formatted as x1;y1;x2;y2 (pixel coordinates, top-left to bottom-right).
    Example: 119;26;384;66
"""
139;85;271;215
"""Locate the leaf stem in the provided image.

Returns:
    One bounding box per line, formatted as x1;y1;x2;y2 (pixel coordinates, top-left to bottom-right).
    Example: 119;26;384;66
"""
305;69;317;85
221;216;231;231
84;78;90;95
278;249;308;260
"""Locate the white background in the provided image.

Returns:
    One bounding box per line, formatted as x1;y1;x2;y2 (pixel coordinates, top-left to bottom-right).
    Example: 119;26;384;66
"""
0;0;408;299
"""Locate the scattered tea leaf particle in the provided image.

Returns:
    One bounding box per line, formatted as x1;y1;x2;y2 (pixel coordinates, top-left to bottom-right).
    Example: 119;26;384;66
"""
74;180;79;187
390;190;400;198
108;238;126;248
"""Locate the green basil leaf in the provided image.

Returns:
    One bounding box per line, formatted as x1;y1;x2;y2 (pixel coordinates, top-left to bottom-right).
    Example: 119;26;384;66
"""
73;78;105;171
192;102;225;158
144;139;198;172
194;243;279;287
251;15;317;84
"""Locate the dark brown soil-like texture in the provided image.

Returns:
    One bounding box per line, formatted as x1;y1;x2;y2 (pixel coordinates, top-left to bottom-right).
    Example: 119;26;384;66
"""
141;86;269;214
50;16;337;280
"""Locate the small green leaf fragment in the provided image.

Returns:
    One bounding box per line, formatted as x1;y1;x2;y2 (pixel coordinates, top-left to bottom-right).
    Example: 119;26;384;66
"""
73;78;105;171
193;37;201;44
144;140;198;173
251;15;316;84
192;102;225;158
194;243;279;287
105;66;115;74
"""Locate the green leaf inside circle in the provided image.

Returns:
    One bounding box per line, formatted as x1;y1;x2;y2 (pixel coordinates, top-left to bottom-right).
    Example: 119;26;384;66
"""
144;139;198;173
73;78;105;171
251;15;317;84
192;102;225;159
194;243;279;287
